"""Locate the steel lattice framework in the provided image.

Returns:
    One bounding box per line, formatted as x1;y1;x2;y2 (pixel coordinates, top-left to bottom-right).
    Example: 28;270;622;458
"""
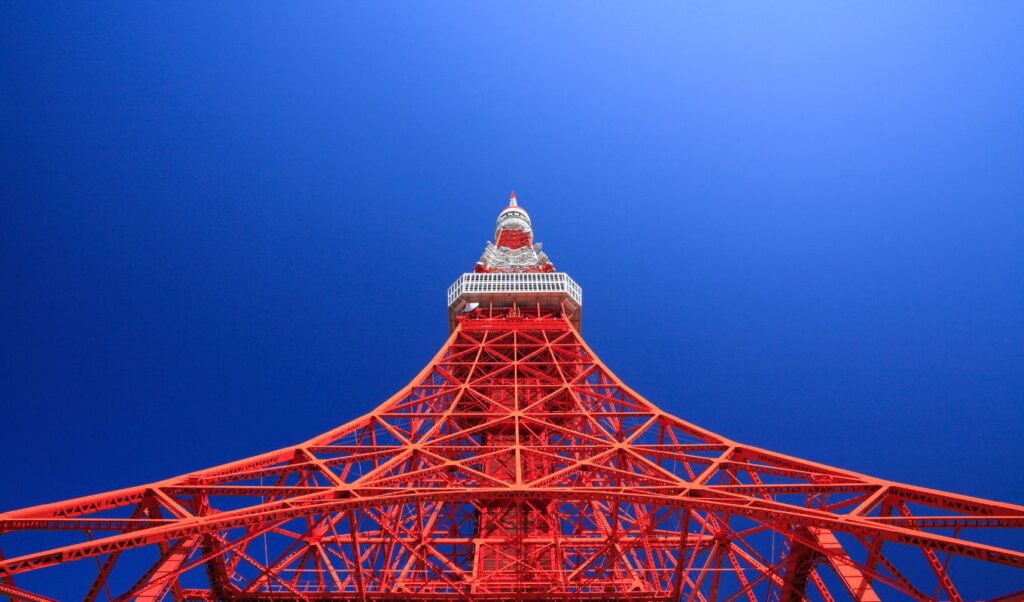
1;194;1022;601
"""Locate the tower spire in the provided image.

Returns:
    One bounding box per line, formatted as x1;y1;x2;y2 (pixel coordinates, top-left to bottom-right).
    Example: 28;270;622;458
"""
509;189;517;207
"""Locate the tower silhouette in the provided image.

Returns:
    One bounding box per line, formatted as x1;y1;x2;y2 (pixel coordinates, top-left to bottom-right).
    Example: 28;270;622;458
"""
1;194;1022;600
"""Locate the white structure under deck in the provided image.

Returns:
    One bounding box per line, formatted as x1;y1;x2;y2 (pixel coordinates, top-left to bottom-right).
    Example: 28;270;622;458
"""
446;272;582;330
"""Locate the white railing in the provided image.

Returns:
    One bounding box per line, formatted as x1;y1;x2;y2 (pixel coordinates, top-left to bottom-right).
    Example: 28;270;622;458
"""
447;272;583;308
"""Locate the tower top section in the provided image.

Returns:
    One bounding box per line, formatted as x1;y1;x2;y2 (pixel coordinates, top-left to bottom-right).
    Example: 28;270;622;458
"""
494;191;532;242
447;192;582;331
476;191;553;273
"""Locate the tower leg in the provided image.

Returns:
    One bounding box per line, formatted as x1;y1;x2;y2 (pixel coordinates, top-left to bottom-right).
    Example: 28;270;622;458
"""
812;528;881;602
132;535;202;601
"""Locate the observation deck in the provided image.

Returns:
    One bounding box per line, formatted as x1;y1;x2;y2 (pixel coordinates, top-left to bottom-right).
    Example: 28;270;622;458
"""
446;271;582;331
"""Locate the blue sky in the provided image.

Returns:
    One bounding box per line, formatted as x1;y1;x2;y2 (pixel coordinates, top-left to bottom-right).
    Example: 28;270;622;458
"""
1;0;1022;587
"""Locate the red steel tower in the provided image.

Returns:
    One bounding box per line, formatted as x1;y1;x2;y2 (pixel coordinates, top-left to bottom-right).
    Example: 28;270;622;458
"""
1;193;1022;601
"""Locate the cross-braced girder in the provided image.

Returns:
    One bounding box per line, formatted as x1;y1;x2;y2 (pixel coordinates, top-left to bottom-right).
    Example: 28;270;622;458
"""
1;314;1022;600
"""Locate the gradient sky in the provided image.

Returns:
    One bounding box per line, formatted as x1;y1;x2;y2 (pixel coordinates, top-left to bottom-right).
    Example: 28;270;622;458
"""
1;2;1023;594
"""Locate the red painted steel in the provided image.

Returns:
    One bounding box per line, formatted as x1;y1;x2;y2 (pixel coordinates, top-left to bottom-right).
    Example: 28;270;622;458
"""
0;196;1022;600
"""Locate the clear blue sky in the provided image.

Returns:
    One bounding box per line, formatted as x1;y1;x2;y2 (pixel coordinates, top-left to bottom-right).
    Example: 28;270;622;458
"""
1;1;1022;592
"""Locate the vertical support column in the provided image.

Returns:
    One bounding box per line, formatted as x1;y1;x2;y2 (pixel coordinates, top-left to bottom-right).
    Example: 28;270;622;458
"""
134;536;202;601
811;529;881;602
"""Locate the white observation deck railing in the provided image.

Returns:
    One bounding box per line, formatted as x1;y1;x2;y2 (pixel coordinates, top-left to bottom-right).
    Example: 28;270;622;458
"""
447;272;583;308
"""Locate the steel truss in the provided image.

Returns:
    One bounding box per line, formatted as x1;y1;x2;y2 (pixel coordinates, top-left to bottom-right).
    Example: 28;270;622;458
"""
1;313;1022;600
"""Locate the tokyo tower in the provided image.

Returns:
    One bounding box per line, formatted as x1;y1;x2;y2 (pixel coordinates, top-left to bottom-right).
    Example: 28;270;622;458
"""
1;193;1022;601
